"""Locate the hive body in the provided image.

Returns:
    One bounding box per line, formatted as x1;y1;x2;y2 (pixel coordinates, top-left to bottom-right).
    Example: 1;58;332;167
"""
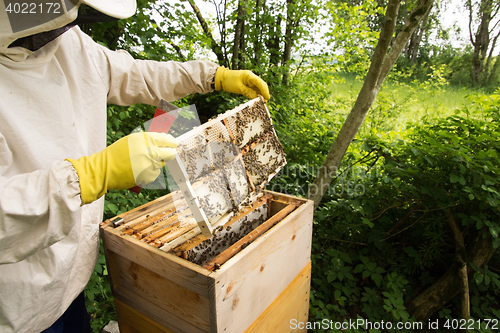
100;98;313;332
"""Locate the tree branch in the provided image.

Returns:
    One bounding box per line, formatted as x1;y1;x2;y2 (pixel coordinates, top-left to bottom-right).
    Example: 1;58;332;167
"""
384;202;423;236
151;19;186;62
485;28;500;78
468;0;476;46
444;208;470;323
307;0;401;207
406;224;496;321
232;0;246;69
187;0;225;65
376;0;435;90
329;238;368;246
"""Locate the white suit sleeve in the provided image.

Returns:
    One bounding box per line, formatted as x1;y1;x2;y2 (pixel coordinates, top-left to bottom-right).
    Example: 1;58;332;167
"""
0;161;82;264
83;31;219;106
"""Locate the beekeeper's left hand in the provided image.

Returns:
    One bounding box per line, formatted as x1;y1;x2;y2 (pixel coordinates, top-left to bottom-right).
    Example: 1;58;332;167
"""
214;66;271;101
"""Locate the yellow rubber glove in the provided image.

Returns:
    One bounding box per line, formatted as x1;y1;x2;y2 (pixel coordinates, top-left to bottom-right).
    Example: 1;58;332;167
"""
67;132;178;204
214;66;271;101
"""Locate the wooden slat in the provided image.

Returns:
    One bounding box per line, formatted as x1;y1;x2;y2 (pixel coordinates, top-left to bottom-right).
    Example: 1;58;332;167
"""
119;199;187;234
114;298;175;333
202;201;300;271
207;197;313;333
245;262;311;333
100;192;177;230
171;195;271;255
101;225;211;296
153;219;198;246
114;289;208;333
158;210;236;253
123;205;177;234
223;194;271;228
109;251;210;332
143;222;181;243
137;208;191;240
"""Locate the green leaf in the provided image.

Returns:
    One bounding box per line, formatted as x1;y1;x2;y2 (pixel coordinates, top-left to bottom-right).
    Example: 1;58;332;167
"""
354;264;364;273
484;274;490;285
450;174;460;183
493;238;500;249
340;252;352;263
372;273;383;287
106;203;118;214
85;290;94;302
362;218;374;228
450;174;466;185
469;262;480;271
459;164;467;174
487;197;498;207
490;226;499;239
474;272;484;284
476;220;484;229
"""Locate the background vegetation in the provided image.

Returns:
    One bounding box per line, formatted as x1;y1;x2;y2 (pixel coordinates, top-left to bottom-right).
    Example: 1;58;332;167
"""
81;0;500;331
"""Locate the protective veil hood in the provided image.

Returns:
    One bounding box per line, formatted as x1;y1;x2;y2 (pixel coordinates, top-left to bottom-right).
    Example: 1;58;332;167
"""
0;0;136;59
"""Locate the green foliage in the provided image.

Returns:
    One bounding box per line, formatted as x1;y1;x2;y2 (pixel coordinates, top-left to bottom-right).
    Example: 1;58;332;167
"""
395;45;477;88
265;68;500;330
85;242;115;333
306;96;500;330
325;0;383;74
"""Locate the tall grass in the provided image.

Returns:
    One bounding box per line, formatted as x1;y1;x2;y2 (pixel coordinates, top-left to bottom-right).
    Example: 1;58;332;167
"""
308;72;487;135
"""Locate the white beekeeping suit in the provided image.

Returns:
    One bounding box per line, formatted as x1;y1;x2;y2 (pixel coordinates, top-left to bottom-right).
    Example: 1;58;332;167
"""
0;1;220;332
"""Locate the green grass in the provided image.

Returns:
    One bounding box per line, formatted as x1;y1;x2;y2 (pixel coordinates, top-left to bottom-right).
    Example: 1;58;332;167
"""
311;72;486;135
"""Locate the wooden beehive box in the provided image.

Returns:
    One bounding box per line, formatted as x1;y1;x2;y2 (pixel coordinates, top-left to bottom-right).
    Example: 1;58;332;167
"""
99;98;314;333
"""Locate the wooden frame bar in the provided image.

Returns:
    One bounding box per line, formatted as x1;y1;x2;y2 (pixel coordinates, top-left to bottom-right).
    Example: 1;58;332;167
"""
202;201;300;271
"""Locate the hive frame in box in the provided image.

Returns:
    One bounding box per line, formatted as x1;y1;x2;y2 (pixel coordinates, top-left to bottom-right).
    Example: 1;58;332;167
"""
164;96;286;239
165;155;213;236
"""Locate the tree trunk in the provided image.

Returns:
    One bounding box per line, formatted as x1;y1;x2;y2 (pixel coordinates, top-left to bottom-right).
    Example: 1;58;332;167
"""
267;15;282;68
486;55;500;85
282;0;296;85
444;209;470;325
239;19;246;68
407;3;432;63
186;0;225;65
307;0;435;207
254;0;263;68
375;0;435;91
232;0;246;69
406;228;497;320
470;0;494;86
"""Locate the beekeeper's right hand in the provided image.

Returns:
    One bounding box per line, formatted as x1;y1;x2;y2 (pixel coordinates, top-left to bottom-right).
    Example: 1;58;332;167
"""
67;132;178;204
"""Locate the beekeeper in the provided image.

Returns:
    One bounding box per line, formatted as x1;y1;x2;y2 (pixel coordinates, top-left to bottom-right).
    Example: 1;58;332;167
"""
0;1;270;332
